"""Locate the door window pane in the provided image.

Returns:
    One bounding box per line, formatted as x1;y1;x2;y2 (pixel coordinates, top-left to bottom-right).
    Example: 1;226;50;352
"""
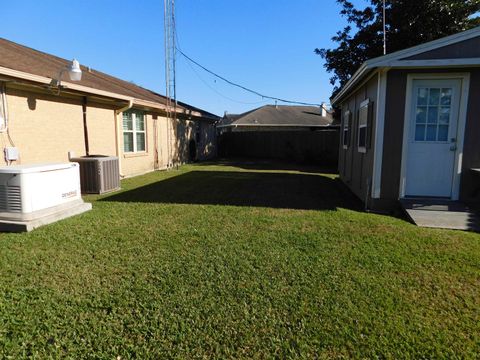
416;107;427;123
439;107;450;124
417;88;428;105
438;125;449;141
415;125;425;141
441;88;452;105
427;107;438;124
426;125;437;141
428;88;440;105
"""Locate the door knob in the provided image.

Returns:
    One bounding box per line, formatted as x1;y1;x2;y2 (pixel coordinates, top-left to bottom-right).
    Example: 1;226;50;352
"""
450;144;457;151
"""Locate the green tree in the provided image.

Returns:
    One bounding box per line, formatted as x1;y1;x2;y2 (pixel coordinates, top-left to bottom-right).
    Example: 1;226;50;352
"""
317;0;480;96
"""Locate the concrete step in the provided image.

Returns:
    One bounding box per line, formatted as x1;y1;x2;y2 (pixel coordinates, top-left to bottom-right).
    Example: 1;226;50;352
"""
400;199;480;232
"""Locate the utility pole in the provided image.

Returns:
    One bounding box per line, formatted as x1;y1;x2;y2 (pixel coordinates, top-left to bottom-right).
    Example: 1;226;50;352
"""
164;0;177;167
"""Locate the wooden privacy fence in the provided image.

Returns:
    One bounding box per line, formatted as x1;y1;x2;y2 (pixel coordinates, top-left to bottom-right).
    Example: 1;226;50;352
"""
218;129;339;166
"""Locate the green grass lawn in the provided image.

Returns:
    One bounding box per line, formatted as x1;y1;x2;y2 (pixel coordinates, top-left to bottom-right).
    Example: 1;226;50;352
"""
0;161;479;359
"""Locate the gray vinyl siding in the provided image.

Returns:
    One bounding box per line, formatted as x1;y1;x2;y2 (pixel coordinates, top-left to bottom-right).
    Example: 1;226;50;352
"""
379;70;407;200
338;74;378;203
404;37;480;60
460;68;480;201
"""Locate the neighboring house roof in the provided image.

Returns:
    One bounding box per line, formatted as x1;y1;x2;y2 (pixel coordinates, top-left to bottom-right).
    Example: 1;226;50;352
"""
0;37;219;120
332;26;480;105
218;105;335;128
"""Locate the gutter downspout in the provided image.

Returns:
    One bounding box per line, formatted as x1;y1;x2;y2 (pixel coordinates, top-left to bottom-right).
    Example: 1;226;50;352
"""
0;82;9;133
153;116;159;170
115;99;134;178
82;96;90;156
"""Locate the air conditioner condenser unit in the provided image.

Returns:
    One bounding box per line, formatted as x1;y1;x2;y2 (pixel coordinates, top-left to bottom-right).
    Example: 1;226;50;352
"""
69;155;120;194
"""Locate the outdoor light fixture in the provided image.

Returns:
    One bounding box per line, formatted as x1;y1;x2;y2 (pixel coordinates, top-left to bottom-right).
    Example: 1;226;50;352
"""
51;59;82;93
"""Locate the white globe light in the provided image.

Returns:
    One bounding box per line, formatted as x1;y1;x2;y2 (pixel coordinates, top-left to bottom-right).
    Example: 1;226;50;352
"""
68;59;82;81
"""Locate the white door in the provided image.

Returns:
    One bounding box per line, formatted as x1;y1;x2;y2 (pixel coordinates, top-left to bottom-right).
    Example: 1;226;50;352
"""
405;79;462;198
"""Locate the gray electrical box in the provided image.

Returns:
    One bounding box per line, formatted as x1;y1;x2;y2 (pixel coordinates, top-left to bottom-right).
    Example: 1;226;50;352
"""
4;147;19;161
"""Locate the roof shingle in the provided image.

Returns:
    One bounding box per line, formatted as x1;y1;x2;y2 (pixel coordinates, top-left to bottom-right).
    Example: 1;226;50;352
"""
0;37;219;119
220;105;334;127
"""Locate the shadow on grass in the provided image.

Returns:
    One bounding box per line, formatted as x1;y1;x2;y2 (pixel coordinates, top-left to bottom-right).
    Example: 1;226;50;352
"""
198;158;338;175
102;170;362;211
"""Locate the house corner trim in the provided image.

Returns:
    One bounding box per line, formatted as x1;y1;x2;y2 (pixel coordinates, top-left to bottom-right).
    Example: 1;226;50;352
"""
372;69;388;199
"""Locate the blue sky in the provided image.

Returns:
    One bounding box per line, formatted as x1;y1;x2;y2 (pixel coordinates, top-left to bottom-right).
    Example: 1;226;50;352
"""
2;0;368;115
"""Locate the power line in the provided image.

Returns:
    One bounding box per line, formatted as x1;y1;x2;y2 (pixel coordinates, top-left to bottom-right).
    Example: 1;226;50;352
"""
179;51;269;105
172;8;328;109
176;47;327;108
174;26;266;105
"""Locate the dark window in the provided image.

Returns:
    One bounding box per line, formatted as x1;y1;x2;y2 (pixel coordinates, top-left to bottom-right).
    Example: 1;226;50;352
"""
358;99;371;152
342;110;351;149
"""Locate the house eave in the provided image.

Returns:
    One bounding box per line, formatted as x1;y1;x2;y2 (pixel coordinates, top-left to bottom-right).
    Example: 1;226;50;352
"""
331;26;480;106
332;59;480;106
0;65;212;117
366;26;480;68
0;65;134;102
331;63;372;106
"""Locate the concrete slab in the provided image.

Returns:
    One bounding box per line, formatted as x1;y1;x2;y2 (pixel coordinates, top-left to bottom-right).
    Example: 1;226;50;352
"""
0;202;92;232
400;199;480;231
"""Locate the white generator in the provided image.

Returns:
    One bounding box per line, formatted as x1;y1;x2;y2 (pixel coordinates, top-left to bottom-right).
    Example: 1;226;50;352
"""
0;163;91;231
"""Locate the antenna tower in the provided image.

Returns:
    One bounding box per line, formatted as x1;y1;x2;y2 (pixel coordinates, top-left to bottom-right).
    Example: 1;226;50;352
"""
164;0;176;167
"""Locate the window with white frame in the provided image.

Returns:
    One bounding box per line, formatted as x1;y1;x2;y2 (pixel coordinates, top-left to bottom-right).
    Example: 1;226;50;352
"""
123;110;146;153
342;110;351;149
358;99;370;153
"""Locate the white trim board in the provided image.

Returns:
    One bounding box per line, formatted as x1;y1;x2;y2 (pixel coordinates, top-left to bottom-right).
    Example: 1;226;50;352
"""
369;29;480;68
386;58;480;68
399;73;470;200
371;70;388;199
